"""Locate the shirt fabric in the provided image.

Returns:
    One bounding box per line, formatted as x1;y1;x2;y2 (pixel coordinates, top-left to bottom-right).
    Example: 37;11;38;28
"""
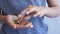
0;0;48;34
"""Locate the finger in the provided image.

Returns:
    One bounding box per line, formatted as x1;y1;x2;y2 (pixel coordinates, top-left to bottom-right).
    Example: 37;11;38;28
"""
26;7;36;14
39;11;47;17
39;13;44;17
15;22;33;29
27;22;33;28
23;16;31;21
33;12;40;17
18;5;33;17
23;11;37;21
27;22;32;25
10;23;16;29
18;6;33;21
16;24;29;29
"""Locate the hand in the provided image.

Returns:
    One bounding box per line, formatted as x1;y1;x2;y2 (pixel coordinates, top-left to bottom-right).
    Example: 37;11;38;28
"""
18;5;48;18
6;15;33;29
26;5;48;17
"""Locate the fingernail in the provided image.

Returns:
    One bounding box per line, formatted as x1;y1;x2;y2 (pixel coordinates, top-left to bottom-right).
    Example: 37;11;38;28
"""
30;25;33;28
18;15;21;17
39;15;43;17
14;25;16;29
26;12;29;14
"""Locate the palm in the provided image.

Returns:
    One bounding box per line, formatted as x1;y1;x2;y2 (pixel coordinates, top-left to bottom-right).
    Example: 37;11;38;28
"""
6;15;33;29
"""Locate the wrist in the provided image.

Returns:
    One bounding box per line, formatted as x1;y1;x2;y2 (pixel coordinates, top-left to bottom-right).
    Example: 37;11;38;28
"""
0;15;7;22
44;7;50;17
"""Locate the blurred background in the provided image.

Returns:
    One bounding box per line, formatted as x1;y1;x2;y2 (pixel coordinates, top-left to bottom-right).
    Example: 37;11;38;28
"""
0;0;60;34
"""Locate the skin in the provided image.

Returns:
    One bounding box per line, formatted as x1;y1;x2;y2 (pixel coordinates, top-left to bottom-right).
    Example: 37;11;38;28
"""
0;0;60;29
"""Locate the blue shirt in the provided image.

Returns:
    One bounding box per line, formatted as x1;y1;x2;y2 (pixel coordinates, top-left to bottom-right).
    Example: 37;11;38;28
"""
0;0;48;34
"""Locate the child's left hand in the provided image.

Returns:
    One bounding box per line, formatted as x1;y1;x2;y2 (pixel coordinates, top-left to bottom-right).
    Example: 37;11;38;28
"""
18;5;48;18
